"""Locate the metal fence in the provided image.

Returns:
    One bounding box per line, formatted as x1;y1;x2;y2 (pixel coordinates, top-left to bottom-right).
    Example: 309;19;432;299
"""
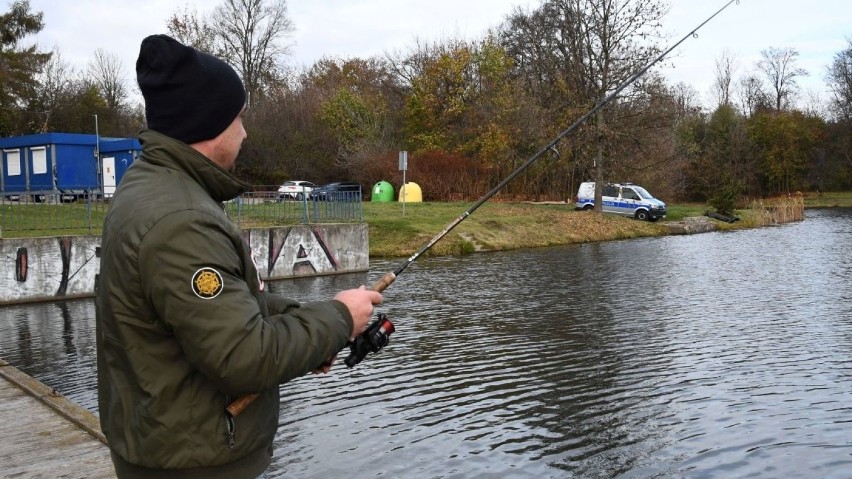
1;187;363;237
225;189;364;228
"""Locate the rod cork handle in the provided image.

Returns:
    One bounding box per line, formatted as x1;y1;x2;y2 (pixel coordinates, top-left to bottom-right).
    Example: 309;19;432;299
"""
370;271;396;292
226;393;258;417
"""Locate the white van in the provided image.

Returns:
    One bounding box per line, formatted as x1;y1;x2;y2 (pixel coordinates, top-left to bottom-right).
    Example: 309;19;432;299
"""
575;182;666;221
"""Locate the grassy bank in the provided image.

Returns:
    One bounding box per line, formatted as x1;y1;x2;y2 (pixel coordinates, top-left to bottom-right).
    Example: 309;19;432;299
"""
365;193;822;258
801;191;852;208
364;201;667;257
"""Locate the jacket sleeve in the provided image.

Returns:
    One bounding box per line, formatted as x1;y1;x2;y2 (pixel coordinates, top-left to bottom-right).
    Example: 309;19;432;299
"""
263;292;302;316
138;209;353;395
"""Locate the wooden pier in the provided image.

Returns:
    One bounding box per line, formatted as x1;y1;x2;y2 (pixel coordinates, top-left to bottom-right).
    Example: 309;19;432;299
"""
0;359;115;478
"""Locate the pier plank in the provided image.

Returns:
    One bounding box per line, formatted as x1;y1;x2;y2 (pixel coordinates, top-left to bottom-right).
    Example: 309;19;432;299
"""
0;361;115;478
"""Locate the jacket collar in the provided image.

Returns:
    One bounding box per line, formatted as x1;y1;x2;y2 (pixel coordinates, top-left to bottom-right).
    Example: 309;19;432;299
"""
137;130;251;202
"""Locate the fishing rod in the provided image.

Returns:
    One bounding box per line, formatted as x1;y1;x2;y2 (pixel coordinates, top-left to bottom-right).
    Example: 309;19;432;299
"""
227;0;738;417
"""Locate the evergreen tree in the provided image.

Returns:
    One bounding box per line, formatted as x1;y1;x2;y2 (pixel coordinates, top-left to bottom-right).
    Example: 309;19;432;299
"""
0;0;51;136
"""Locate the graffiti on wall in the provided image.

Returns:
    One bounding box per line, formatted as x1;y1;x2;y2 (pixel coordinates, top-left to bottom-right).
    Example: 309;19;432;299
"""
1;236;101;304
245;225;358;280
1;225;368;304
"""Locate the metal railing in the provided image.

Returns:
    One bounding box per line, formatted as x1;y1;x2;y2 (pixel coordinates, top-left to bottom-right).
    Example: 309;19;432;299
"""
0;188;108;236
1;187;363;237
225;188;364;228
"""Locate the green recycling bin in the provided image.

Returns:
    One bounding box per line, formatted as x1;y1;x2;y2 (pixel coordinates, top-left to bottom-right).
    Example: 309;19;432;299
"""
371;180;394;202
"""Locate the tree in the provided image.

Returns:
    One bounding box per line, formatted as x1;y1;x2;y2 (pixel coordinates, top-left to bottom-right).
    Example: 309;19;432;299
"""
26;48;74;132
167;5;216;53
87;49;127;110
757;47;807;112
736;74;771;117
401;36;530;195
500;0;668;206
826;38;852;120
748;110;822;194
210;0;294;102
713;50;737;108
312;57;403;185
0;0;51;135
166;0;294;103
684;104;752;213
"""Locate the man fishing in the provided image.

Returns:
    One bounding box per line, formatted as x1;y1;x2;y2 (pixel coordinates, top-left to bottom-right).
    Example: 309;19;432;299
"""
95;34;382;478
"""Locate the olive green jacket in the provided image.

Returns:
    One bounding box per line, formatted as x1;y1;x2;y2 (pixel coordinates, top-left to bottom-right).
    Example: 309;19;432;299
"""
96;130;353;479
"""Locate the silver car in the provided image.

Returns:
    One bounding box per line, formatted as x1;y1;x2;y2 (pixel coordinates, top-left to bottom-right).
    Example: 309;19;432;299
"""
277;180;315;200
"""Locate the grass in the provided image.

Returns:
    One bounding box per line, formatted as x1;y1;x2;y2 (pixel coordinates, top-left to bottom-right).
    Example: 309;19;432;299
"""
3;191;847;257
801;191;852;208
363;201;666;257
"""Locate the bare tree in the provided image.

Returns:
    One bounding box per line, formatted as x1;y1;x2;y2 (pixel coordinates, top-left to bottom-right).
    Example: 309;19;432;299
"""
211;0;294;102
670;81;701;118
736;74;770;117
757;46;807;112
87;49;126;110
713;49;737;108
34;48;75;131
167;5;216;53
826;38;852;120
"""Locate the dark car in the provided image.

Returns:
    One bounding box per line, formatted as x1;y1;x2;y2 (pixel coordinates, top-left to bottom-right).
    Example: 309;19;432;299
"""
309;182;362;201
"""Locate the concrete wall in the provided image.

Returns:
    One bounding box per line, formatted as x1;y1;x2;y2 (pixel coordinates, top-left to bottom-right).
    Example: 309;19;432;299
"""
0;224;368;305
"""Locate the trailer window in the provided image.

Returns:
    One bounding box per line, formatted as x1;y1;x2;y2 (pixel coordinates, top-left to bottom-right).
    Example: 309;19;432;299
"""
4;149;21;176
32;147;47;175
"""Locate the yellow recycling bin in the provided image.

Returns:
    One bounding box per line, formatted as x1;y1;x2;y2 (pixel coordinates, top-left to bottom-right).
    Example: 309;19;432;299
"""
398;182;422;202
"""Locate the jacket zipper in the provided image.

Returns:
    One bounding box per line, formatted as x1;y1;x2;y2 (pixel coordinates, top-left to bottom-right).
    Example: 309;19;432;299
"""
225;397;236;448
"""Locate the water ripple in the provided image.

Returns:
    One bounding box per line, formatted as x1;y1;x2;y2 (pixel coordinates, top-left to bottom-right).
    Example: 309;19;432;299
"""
3;209;852;478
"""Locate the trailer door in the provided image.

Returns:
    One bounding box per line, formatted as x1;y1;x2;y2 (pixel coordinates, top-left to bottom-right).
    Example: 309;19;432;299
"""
102;156;116;197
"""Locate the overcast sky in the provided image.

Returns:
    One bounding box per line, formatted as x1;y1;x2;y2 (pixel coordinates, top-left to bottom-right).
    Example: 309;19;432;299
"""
22;0;852;108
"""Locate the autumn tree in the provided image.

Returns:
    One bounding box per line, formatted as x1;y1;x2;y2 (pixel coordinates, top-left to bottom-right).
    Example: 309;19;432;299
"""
748;110;823;194
681;104;752;213
313;58;404;185
500;0;668;206
0;0;51;135
400;36;532;198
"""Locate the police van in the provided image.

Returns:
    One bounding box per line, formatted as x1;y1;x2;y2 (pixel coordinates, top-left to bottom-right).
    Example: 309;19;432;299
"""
575;182;667;221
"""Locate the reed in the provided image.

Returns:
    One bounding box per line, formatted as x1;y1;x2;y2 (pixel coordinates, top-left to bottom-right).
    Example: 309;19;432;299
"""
748;193;805;226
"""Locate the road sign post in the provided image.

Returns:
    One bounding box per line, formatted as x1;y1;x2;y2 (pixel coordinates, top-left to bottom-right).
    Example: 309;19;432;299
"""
399;151;408;215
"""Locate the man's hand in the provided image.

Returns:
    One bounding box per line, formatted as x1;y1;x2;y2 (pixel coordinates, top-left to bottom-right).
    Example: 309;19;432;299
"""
335;285;383;338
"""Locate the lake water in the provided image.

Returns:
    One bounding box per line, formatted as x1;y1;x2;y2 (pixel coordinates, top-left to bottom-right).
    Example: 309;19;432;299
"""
2;208;851;478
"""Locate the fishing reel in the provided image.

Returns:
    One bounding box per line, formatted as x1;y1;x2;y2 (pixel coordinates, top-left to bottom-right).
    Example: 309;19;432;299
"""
344;313;395;368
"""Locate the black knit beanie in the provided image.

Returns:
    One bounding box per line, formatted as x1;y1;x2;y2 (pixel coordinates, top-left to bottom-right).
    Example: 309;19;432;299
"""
136;34;246;144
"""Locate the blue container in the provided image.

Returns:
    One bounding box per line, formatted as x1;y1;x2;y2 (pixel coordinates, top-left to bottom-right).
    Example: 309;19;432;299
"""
0;133;140;200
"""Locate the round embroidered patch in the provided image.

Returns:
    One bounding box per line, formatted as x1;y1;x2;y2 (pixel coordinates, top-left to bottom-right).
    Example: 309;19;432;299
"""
192;267;223;299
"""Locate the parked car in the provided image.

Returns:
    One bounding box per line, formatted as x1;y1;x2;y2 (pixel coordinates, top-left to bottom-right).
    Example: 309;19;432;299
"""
309;182;362;201
575;181;667;221
278;180;315;200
